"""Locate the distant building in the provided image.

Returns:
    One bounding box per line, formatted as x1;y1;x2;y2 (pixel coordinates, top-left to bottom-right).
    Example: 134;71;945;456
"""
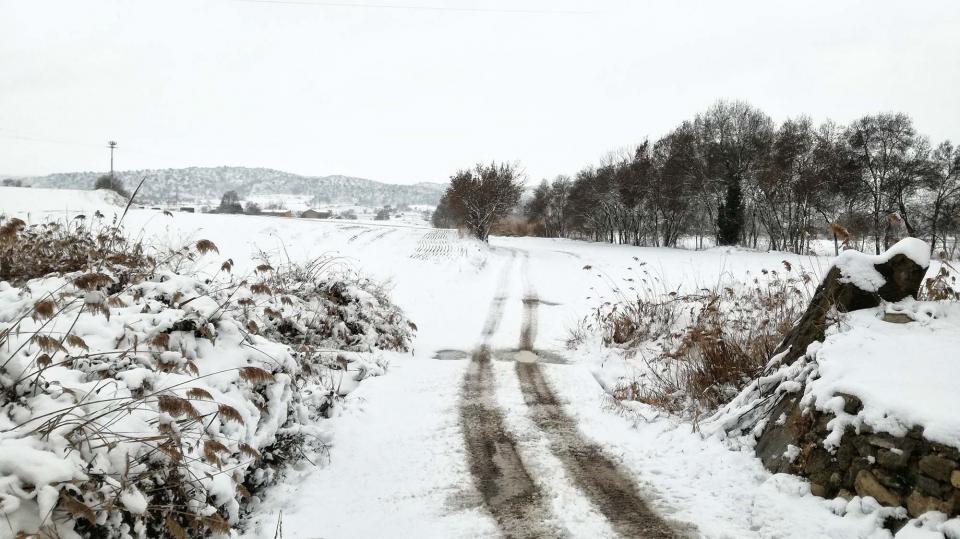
300;209;332;219
261;210;294;218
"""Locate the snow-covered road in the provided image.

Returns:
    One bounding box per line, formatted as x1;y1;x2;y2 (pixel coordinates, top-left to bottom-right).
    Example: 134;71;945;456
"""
2;195;904;537
170;216;875;539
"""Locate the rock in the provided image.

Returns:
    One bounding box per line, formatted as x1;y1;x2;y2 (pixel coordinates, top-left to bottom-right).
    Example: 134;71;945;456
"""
806;447;833;475
837;489;855;501
906;489;954;518
853;437;876;458
868;434;916;454
829;472;842;488
873;467;907;491
770;243;929;368
846;457;872;488
882;312;913;324
855;470;902;508
836;392;864;415
932;443;960;462
771;248;927;368
875;252;929;303
919;455;958;482
742;240;959;517
751;242;929;485
836;440;857;471
754;395;803;473
877;448;911;471
916;475;949;498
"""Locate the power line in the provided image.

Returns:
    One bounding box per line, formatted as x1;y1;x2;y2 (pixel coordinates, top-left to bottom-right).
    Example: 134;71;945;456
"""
229;0;593;15
0;129;177;163
0;130;104;149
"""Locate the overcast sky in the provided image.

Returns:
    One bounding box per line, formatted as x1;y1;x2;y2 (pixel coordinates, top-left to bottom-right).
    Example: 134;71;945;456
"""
1;0;958;184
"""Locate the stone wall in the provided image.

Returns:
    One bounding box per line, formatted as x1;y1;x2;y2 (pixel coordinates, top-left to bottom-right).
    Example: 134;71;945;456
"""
743;239;960;525
760;392;960;519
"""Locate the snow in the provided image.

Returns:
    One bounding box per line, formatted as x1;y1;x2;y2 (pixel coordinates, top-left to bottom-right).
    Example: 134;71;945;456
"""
4;186;957;538
804;301;960;448
0;437;83;489
119;488;148;515
242;355;499;538
0;186;124;217
0;266;304;536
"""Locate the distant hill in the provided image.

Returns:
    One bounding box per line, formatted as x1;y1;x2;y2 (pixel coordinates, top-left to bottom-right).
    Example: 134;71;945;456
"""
23;167;445;206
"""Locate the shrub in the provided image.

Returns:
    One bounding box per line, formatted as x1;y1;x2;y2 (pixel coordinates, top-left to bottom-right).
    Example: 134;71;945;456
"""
920;260;959;301
576;263;815;417
0;215;153;286
0;220;413;538
93;174;130;199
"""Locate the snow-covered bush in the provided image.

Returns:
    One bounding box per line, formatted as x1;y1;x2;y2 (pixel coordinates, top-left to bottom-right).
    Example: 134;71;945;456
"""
0;219;412;538
920;260;960;301
0;214;153;287
573;262;816;416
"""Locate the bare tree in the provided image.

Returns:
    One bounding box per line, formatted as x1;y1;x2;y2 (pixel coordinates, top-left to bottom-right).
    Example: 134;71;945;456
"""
444;162;524;241
845;113;917;253
697;100;774;245
924;141;960;254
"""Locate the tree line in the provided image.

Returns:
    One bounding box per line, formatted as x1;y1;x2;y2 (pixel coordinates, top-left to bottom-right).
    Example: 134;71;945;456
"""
437;101;959;256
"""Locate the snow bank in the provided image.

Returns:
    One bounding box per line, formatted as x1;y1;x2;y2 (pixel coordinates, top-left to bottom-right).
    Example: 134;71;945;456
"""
0;186;124;218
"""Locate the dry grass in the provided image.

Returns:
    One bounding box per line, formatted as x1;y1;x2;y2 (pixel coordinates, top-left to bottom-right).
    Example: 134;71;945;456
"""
0;214;153;286
579;263;816;417
920;260;959;301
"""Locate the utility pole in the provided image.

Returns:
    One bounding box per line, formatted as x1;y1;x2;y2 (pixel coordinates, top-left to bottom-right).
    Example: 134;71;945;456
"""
107;141;117;176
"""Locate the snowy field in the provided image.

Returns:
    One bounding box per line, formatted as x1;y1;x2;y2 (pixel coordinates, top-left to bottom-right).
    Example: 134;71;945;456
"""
1;187;954;538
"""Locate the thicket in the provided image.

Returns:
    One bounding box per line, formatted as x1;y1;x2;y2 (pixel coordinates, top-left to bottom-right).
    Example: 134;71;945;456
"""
0;214;412;538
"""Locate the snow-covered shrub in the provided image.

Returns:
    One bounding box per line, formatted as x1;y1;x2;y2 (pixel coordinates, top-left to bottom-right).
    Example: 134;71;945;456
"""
0;221;412;538
576;262;816;416
920;260;959;301
0;214;153;286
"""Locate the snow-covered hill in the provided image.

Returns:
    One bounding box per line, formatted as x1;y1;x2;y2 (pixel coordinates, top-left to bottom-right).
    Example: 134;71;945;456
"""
22;166;446;206
0;186;124;216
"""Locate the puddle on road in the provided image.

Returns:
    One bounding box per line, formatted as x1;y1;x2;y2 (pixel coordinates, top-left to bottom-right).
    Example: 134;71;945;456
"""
433;349;471;361
513;350;539;363
433;348;568;365
496;349;568;364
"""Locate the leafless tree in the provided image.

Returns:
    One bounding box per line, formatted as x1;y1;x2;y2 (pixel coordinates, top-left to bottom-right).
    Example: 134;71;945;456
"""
443;162;524;241
845;113;918;253
923;141;960;254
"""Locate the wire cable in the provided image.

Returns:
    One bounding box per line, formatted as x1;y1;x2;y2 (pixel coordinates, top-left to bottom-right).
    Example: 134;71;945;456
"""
229;0;593;15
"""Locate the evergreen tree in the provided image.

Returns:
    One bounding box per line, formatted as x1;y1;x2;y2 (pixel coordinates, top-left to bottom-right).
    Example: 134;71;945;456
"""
218;190;244;214
717;179;744;245
94;174;130;199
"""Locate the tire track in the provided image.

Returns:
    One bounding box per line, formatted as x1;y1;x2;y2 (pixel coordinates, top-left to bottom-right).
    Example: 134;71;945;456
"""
515;363;677;539
515;251;678;539
460;253;563;539
411;229;455;260
347;227;376;243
